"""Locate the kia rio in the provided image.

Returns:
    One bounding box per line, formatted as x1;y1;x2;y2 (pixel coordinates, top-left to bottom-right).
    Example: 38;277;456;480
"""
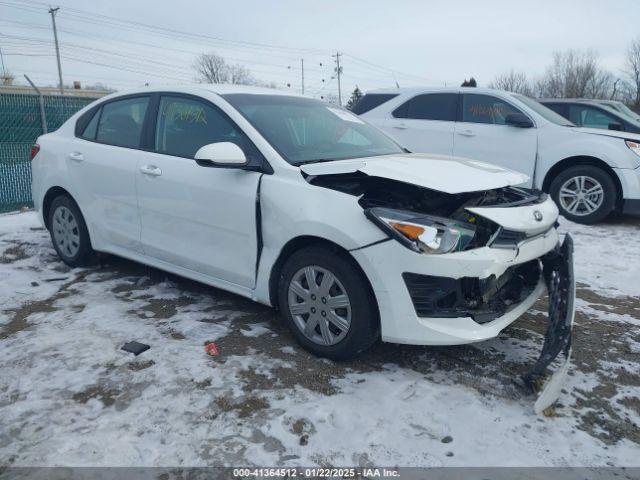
31;85;574;411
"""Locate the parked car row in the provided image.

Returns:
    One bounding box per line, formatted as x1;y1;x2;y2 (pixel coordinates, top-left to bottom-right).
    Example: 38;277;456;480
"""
354;87;640;224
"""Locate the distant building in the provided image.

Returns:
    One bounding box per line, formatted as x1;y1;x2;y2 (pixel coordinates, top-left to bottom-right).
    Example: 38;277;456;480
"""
0;84;110;98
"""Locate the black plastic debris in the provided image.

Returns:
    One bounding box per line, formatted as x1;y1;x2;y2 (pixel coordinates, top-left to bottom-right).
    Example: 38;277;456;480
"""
121;341;150;356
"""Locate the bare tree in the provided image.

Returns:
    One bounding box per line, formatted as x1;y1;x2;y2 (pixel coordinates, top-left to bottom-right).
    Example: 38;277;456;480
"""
625;38;640;108
536;49;613;99
227;63;256;85
194;53;229;84
488;70;533;95
194;52;259;85
1;70;14;85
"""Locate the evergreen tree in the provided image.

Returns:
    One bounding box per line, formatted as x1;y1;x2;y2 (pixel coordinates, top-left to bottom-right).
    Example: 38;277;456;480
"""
461;77;477;87
346;86;363;110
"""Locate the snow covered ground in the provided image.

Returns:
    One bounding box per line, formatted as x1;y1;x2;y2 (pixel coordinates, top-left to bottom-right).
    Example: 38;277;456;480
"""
0;211;639;467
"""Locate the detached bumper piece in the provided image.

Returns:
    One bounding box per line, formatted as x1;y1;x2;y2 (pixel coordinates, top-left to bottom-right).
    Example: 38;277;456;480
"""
523;234;575;414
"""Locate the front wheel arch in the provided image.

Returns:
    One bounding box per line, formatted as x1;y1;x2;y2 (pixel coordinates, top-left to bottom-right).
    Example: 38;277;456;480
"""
542;156;622;210
268;236;378;317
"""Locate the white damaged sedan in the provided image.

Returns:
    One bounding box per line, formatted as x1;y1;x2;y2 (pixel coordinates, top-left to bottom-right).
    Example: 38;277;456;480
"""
31;85;574;411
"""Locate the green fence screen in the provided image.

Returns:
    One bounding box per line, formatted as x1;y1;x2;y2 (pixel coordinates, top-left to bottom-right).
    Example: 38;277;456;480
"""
0;93;99;213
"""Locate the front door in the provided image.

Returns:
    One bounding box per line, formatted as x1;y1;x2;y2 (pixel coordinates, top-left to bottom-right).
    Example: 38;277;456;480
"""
453;93;537;184
136;94;263;288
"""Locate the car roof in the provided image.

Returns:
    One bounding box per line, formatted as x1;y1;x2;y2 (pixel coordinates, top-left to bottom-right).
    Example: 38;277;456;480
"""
97;83;299;100
539;98;602;104
366;86;517;96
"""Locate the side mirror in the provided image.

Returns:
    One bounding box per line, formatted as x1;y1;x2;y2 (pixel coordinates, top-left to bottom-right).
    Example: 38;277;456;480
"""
194;142;247;167
505;113;534;128
608;122;623;131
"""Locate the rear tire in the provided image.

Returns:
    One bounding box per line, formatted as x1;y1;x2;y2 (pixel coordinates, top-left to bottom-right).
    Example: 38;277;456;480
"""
549;165;616;224
48;195;96;267
277;246;379;360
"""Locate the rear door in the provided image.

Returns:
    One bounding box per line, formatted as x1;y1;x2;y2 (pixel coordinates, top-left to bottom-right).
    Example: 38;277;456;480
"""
135;94;263;288
382;93;458;155
69;95;150;252
453;93;537;181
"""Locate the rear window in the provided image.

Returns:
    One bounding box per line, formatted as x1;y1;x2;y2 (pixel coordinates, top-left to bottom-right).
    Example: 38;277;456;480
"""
350;93;398;114
79;109;100;140
95;96;149;148
393;93;458;121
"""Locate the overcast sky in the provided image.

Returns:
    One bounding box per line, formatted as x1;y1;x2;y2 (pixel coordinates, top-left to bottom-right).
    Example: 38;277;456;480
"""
1;0;638;99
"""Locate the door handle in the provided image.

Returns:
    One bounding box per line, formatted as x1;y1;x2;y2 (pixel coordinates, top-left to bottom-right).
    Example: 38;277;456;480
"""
457;129;476;137
139;165;162;177
68;151;84;162
393;122;408;130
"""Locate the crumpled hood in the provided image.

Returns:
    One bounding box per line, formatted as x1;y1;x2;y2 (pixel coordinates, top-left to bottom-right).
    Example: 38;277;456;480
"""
572;127;640;141
300;153;529;194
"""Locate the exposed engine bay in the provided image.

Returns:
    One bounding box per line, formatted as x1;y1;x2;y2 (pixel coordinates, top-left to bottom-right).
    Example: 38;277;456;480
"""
306;172;547;249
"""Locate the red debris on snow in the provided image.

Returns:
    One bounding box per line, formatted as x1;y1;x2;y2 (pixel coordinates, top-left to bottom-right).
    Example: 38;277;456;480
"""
204;342;220;356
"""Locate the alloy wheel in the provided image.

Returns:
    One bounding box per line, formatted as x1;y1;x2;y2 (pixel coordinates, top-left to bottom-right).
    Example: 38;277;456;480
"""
558;175;604;216
287;265;352;346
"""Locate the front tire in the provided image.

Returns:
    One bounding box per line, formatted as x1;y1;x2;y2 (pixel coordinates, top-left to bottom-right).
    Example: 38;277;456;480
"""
48;195;96;267
277;246;379;360
549;165;616;224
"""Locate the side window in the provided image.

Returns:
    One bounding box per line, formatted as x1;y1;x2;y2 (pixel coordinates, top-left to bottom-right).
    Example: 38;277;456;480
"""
80;109;100;140
155;96;249;158
351;93;398;114
544;103;567;118
461;94;523;125
96;97;149;148
393;93;458;121
570;106;619;129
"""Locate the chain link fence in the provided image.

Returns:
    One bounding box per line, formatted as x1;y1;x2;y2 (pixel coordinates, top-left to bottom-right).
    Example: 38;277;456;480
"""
0;92;100;213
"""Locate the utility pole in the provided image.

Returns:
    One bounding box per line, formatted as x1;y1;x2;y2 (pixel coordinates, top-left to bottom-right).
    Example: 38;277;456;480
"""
48;6;64;95
333;52;342;105
301;59;304;95
0;47;6;77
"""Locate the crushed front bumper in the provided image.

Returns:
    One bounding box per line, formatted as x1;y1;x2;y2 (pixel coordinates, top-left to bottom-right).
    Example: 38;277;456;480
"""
524;234;575;414
353;229;575;412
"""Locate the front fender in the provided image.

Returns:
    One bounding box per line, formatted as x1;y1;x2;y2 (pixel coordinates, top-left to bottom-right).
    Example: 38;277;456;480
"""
252;174;386;305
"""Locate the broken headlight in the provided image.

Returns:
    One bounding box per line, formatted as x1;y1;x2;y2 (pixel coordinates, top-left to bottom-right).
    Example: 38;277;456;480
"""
365;207;476;254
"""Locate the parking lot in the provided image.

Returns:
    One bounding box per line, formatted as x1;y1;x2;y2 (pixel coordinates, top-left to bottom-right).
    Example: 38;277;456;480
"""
1;210;639;467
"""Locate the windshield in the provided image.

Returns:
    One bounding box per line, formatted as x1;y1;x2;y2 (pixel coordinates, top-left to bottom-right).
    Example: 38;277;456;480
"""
608;101;640;120
514;94;575;126
222;94;404;165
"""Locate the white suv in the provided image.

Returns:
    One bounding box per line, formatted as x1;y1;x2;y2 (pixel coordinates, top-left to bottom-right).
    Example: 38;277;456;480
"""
356;87;640;224
31;85;574;411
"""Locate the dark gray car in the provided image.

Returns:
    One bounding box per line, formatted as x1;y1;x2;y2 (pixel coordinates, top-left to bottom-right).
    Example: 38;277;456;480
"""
540;98;640;134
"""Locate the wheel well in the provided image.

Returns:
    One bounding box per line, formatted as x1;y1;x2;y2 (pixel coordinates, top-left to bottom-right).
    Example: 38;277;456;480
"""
268;235;379;316
542;156;623;209
42;186;73;230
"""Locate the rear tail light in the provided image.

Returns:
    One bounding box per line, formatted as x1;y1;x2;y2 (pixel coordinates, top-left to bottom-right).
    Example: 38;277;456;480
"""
30;144;40;161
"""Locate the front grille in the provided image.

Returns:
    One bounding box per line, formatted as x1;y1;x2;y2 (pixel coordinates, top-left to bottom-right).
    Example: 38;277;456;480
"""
490;228;527;248
489;227;553;249
403;260;541;323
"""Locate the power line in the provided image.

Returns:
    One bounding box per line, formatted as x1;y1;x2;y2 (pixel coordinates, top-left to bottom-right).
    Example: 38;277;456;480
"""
12;0;329;56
